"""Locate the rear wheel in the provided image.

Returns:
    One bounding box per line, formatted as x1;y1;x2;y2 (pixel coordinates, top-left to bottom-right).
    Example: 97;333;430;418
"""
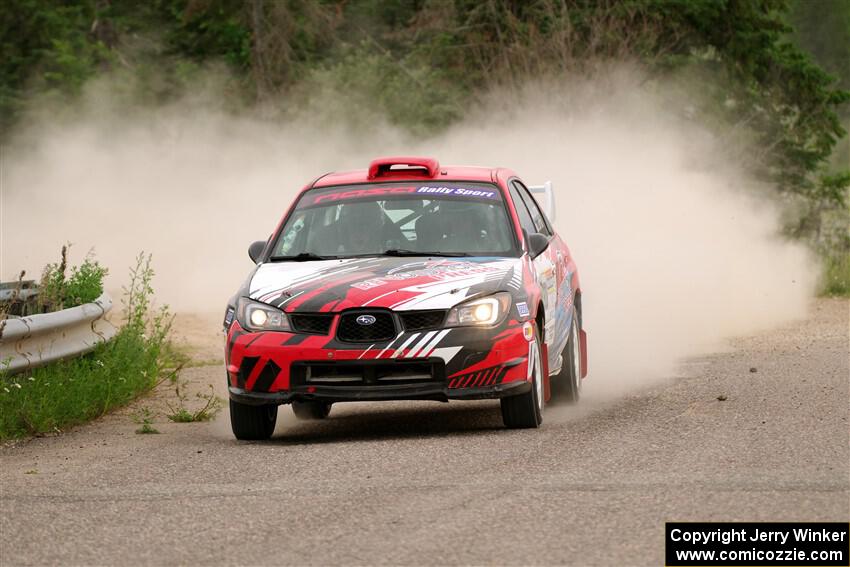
501;323;543;429
550;310;581;403
291;400;332;420
229;399;277;440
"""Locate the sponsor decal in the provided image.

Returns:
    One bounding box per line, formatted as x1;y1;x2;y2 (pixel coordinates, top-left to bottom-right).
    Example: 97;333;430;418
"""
306;186;417;206
352;262;503;290
415;186;499;199
516;302;530;318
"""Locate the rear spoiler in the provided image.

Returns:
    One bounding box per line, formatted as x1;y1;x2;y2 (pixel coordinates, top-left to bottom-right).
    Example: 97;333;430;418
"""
528;181;556;222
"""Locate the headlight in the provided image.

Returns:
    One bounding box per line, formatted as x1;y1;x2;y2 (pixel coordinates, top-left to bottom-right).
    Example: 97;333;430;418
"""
236;297;291;332
445;292;512;327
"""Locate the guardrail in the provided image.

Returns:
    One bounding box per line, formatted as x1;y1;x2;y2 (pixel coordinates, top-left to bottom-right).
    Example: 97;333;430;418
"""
0;280;38;303
0;292;117;375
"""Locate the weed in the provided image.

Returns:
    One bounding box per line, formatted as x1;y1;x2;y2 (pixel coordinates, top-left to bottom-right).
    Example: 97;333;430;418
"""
0;252;178;439
37;245;69;313
166;407;194;423
35;245;108;313
132;407;160;434
166;382;222;423
137;423;159;434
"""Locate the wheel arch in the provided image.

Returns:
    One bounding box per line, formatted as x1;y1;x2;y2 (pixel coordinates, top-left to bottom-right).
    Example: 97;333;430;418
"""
535;301;545;343
572;288;588;379
574;289;582;329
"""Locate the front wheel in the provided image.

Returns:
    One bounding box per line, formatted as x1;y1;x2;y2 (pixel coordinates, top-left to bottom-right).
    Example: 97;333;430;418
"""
230;399;277;440
501;323;543;429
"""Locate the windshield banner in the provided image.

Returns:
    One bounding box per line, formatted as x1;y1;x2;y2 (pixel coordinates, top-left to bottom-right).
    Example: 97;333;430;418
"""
301;183;502;207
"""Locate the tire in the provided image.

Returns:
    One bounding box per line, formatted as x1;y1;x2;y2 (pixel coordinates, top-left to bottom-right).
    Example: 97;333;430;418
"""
550;309;581;404
501;322;544;429
229;399;278;440
291;400;332;420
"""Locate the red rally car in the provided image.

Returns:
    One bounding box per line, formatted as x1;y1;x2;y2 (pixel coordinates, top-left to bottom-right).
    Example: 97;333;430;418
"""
224;157;588;440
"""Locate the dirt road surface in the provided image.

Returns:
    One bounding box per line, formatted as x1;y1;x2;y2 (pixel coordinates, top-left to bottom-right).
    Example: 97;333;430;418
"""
1;300;847;566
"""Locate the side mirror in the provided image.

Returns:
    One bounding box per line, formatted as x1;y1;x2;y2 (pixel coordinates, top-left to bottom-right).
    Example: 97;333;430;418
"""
248;240;266;264
528;233;549;258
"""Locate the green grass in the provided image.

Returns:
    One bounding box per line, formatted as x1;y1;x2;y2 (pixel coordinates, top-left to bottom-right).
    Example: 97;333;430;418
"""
0;253;178;440
820;253;850;296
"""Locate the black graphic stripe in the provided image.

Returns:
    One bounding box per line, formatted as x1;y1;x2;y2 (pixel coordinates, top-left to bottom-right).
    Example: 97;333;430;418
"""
252;360;281;392
237;356;260;388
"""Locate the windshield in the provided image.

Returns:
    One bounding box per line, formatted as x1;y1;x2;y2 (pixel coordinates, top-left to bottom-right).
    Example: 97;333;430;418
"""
271;182;517;259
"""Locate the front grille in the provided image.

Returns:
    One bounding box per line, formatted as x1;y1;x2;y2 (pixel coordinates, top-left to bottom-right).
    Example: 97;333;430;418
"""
291;360;445;387
337;311;396;343
400;310;446;331
290;313;334;335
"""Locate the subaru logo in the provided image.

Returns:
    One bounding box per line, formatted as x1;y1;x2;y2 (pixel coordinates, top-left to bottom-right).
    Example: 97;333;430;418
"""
356;315;377;326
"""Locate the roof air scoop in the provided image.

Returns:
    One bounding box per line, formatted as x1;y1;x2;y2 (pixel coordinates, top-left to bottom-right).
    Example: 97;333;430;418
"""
367;156;440;180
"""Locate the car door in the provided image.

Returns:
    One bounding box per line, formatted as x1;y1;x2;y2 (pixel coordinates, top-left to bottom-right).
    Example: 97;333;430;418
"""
511;179;571;369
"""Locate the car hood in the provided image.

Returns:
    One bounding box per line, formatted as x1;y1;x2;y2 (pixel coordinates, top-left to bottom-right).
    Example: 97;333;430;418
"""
248;256;524;313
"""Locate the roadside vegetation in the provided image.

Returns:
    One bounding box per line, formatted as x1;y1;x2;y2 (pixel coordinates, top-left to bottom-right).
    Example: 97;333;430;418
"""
0;253;181;440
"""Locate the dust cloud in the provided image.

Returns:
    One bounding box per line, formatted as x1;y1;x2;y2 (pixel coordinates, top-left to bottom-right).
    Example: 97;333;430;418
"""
0;72;816;399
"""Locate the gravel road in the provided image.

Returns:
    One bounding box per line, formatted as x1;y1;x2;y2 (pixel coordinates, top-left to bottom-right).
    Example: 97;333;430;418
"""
1;299;847;566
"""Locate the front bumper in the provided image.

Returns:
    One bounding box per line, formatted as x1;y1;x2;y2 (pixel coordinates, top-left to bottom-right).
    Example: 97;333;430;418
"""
229;379;531;405
225;317;533;403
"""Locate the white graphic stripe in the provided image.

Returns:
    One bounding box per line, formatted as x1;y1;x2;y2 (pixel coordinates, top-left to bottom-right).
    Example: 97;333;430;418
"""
276;290;304;306
358;345;375;359
362;289;399;307
391;333;420;358
389;270;508;310
252;258;378;300
279;264;366;291
376;332;404;358
430;346;462;364
508;268;523;290
406;331;437;358
419;329;451;358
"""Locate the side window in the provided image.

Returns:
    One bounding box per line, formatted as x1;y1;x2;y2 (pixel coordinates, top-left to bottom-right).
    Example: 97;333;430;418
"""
276;212;306;255
508;182;537;238
513;180;552;236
